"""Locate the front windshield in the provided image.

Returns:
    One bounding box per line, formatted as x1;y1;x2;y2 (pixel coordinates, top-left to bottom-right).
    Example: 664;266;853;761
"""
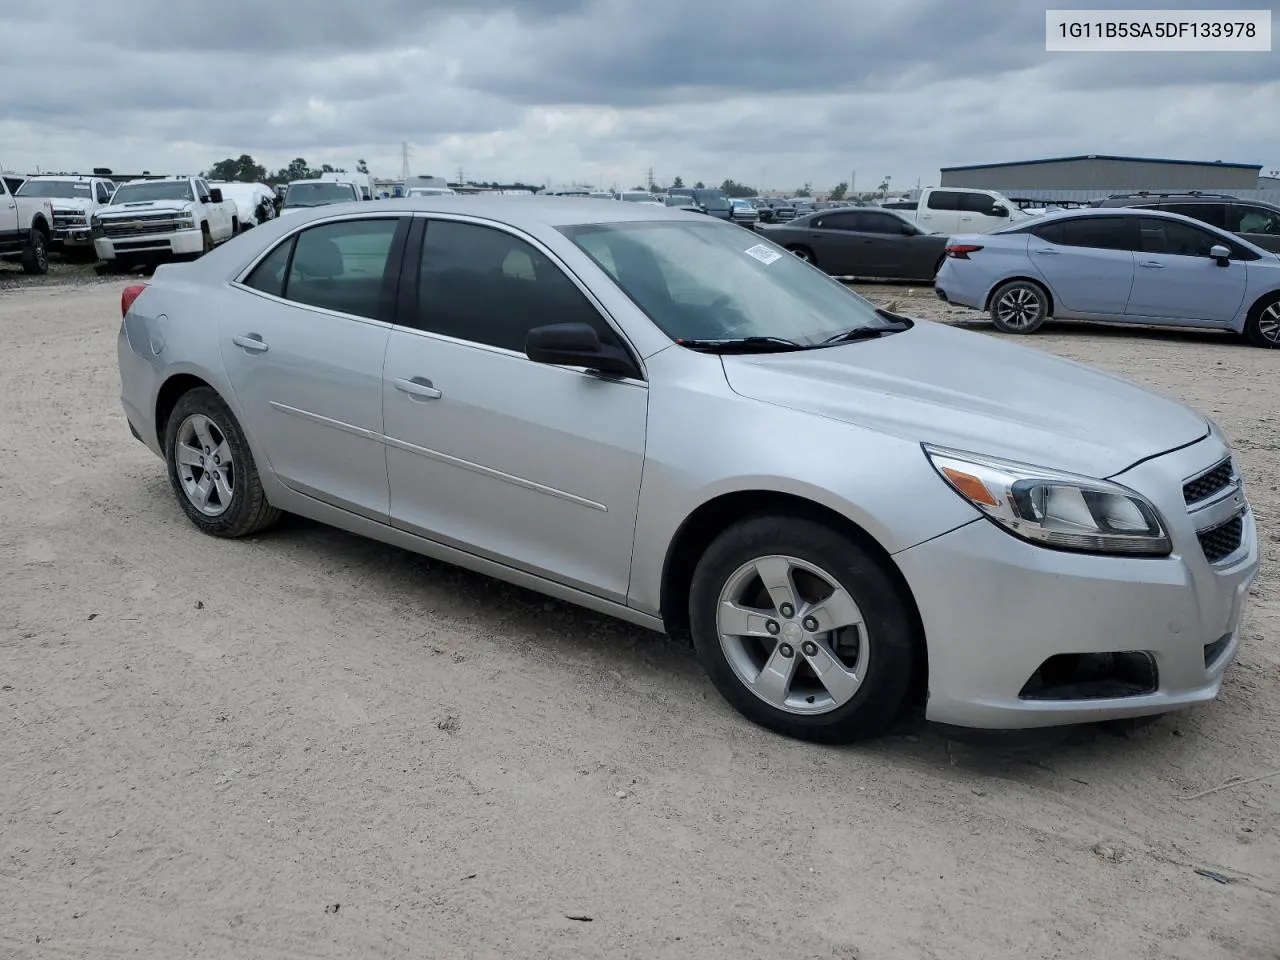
561;220;892;346
110;182;193;203
621;192;654;202
17;180;92;199
284;182;358;207
697;194;730;211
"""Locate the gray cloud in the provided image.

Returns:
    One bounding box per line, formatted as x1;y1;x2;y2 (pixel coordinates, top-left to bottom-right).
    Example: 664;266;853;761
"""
0;0;1276;188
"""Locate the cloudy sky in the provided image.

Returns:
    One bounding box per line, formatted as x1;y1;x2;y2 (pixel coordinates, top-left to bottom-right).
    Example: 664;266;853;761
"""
1;0;1276;192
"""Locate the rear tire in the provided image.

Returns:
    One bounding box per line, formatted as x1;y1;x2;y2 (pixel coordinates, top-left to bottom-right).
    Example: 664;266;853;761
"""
21;228;49;275
989;279;1049;334
163;387;281;538
689;515;916;743
1244;293;1280;348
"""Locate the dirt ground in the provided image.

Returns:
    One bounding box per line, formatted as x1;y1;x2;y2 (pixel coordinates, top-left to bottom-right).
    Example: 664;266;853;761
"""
1;277;1277;960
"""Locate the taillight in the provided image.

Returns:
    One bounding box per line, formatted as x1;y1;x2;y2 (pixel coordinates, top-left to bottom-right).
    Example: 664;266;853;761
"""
121;283;147;317
945;244;984;259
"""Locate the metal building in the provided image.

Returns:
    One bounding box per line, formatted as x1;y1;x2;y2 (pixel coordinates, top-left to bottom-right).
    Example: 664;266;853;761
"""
939;155;1262;191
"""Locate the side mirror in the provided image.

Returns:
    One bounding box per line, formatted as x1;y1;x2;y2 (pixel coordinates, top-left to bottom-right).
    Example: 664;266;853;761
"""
525;322;639;378
208;188;224;203
990;204;1008;217
1209;243;1231;266
900;223;915;235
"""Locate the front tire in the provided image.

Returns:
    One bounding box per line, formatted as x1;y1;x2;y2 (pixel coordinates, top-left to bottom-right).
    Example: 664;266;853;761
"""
1244;293;1280;348
163;387;281;538
989;279;1049;334
689;515;917;743
21;228;49;275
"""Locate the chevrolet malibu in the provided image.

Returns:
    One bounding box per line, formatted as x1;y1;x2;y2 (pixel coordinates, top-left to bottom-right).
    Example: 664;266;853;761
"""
117;198;1260;743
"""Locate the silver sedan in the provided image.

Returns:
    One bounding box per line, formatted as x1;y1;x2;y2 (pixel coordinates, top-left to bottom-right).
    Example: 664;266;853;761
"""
117;197;1259;742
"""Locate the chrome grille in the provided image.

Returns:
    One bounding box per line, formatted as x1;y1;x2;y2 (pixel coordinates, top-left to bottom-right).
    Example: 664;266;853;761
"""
1183;458;1233;505
1197;516;1244;564
101;217;184;238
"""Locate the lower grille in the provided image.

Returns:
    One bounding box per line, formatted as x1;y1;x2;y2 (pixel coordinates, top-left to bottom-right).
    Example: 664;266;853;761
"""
1198;516;1244;563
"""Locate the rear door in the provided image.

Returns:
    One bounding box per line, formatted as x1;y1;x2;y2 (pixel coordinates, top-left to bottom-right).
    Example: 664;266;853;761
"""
1126;216;1249;322
917;189;963;234
1026;216;1136;316
221;215;409;518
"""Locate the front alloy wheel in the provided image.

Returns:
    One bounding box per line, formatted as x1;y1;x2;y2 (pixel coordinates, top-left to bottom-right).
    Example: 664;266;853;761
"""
689;514;917;743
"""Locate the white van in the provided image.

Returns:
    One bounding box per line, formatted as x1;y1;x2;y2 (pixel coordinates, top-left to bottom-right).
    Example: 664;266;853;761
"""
912;187;1029;235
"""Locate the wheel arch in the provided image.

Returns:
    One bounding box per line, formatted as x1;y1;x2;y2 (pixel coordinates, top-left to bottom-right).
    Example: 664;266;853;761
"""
154;373;217;448
983;275;1054;314
658;489;928;702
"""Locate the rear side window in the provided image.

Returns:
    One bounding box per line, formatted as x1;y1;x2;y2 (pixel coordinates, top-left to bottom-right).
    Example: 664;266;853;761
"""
816;212;860;231
1036;217;1131;250
285;218;400;318
1158;202;1228;230
926;191;960;211
1229;204;1280;236
856;212;907;234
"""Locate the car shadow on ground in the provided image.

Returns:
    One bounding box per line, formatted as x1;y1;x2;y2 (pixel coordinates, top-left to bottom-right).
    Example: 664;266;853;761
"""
949;317;1247;349
239;507;1201;785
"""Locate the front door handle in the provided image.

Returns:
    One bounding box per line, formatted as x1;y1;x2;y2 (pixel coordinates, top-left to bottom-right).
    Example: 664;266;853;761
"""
232;334;268;352
1138;261;1165;268
394;376;442;401
1032;247;1060;255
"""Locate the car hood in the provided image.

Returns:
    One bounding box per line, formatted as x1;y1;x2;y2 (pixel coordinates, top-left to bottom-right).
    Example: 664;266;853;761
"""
99;200;191;217
720;320;1208;479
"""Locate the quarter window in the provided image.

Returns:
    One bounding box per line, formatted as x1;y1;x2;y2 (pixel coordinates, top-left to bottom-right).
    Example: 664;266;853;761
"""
243;238;294;297
415;220;618;353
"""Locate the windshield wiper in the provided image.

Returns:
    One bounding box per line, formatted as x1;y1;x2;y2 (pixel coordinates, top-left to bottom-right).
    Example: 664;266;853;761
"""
676;336;806;354
821;314;912;345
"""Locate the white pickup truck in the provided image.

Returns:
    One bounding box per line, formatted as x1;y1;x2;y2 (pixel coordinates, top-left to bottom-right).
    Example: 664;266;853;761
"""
909;186;1030;235
16;175;116;253
0;174;53;274
92;176;238;267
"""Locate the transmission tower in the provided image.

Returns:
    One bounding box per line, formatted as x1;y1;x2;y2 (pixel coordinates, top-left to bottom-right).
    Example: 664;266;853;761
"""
400;142;411;181
646;166;655;190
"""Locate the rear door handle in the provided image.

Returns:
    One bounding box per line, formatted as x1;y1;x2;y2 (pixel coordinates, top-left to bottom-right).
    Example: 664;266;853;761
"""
1032;248;1060;255
1139;261;1165;268
232;334;268;352
394;376;442;401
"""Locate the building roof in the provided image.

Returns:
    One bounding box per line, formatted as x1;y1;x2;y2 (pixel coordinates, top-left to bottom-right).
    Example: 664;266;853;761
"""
941;155;1262;173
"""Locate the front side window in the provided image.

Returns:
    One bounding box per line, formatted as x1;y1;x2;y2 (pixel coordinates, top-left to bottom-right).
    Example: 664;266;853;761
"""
563;219;893;346
1138;216;1225;257
960;192;1000;214
1231;204;1280;236
414;219;618;353
242;218;400;319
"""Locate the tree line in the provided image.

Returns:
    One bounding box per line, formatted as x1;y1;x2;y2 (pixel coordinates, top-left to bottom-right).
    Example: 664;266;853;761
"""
202;155;370;185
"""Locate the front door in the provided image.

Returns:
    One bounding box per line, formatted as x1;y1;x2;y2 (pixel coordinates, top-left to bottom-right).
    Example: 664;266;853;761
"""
1126;217;1249;322
382;217;647;603
219;215;407;519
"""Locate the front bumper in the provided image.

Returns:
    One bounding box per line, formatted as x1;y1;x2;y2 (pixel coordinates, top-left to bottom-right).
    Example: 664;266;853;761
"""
95;227;204;261
897;436;1259;729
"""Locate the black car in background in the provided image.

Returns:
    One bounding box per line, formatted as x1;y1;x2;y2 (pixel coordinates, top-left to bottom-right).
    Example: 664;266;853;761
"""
764;198;796;221
1092;192;1280;253
759;206;948;281
666;187;732;220
747;197;776;223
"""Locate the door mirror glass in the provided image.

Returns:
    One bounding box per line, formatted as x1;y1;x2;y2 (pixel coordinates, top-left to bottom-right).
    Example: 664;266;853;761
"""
526;322;636;376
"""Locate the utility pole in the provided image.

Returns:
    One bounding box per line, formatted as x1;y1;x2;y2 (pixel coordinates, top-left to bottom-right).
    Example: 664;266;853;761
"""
456;166;465;186
400;142;411;181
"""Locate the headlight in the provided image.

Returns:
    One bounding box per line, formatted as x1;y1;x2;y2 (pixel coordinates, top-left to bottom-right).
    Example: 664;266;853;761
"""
174;215;195;228
923;445;1171;556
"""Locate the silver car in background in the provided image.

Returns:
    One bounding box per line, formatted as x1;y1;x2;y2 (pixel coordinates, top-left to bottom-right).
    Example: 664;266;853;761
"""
117;197;1259;742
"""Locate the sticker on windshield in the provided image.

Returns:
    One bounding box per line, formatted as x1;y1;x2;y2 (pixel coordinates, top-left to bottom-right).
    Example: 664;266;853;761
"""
744;243;782;265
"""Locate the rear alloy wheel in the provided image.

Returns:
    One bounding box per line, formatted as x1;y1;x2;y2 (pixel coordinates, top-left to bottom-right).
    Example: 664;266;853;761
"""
22;229;49;275
164;387;280;538
1244;295;1280;348
689;515;916;743
989;279;1049;334
788;246;815;265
